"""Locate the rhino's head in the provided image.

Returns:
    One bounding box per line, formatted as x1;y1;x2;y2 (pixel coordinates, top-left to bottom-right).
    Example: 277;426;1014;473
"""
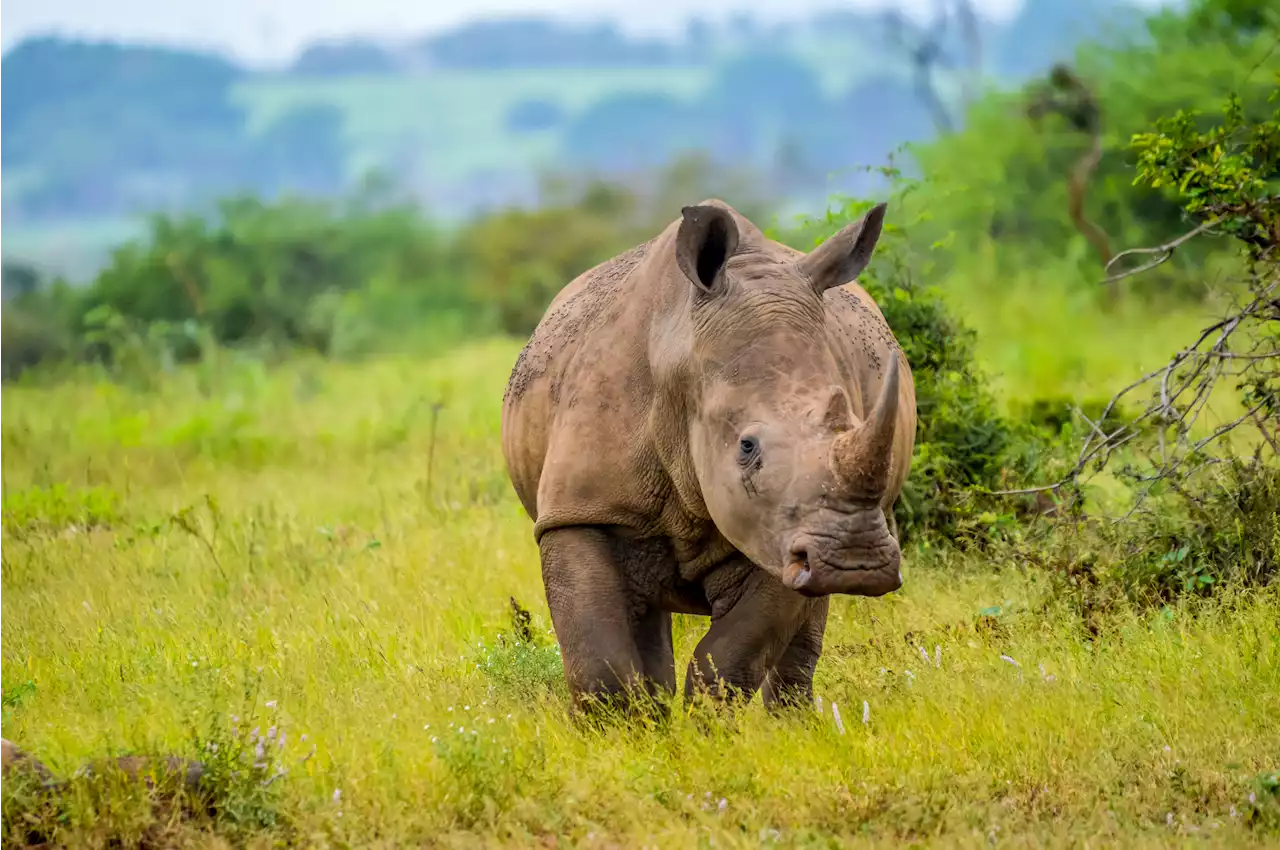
673;201;902;598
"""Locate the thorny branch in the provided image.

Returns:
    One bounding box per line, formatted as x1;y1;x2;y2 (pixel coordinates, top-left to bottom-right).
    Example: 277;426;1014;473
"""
991;238;1279;513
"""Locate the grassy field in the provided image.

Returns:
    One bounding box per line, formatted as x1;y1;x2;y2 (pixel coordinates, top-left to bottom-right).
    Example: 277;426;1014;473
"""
3;274;1279;846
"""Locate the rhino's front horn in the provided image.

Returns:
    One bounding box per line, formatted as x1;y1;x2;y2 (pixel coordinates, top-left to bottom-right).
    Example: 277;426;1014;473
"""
830;353;900;499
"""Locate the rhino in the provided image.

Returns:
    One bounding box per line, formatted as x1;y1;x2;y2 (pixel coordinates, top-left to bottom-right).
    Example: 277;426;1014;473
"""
501;199;916;713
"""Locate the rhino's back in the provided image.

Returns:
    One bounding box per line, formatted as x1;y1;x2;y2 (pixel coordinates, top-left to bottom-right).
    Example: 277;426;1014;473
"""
501;238;667;528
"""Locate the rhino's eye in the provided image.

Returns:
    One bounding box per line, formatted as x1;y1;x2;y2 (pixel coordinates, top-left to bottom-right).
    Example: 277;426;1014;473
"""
737;436;760;467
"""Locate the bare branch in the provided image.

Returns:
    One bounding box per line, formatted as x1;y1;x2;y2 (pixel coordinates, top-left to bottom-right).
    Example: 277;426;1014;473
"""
1101;217;1223;285
989;260;1278;511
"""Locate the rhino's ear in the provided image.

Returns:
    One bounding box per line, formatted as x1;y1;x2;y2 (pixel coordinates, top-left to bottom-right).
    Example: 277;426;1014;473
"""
675;205;740;295
797;202;887;293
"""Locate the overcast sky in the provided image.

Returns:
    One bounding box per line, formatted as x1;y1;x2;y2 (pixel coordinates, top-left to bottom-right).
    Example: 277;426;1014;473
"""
1;0;1049;66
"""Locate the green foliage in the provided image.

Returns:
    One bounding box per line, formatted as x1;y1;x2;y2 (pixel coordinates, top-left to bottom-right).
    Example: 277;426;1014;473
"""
1;680;38;729
1044;459;1279;623
1013;72;1280;620
15;190;466;369
0;300;72;381
1132;80;1280;256
2;483;122;540
904;0;1279;292
0;678;305;847
472;599;567;699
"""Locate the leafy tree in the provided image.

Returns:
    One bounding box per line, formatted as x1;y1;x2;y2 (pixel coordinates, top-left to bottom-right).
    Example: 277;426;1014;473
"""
903;0;1279;287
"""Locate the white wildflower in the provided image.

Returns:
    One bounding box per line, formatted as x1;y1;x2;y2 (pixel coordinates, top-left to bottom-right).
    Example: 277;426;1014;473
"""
862;700;870;725
831;702;845;735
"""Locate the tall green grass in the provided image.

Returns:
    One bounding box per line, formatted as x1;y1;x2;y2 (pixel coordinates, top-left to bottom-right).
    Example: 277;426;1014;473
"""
3;293;1277;845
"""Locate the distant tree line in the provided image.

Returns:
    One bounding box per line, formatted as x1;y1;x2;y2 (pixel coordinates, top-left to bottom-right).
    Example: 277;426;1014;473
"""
544;52;936;196
0;0;1147;227
291;1;1142;77
1;38;349;223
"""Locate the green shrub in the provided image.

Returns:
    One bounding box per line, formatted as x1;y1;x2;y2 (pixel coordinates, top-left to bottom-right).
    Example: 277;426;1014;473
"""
60;192;464;358
1025;457;1279;630
0;303;72;381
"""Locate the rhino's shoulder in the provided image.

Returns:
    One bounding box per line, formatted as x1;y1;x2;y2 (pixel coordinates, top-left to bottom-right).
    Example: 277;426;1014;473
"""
505;239;654;406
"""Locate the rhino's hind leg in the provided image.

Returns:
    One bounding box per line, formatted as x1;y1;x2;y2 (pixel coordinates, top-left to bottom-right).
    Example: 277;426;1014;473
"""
684;562;808;705
762;597;829;711
539;527;660;714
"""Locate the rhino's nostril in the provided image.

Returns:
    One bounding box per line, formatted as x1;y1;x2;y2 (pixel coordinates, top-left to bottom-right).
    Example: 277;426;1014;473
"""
790;543;810;570
782;545;811;589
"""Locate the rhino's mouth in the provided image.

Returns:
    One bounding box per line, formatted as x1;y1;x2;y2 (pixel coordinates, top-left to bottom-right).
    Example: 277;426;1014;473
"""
779;536;902;598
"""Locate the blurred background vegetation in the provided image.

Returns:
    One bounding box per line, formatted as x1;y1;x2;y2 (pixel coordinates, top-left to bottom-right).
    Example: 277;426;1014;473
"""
0;0;1182;278
2;0;1278;606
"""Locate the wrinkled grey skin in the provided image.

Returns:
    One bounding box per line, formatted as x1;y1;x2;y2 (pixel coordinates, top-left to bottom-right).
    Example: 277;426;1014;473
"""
501;199;917;712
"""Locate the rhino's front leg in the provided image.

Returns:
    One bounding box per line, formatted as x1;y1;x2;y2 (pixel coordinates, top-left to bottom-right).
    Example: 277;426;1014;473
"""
539;527;664;713
762;597;828;710
684;560;809;704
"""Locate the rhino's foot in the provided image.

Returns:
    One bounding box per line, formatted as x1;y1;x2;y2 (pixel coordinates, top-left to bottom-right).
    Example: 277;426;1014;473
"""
569;680;673;730
761;678;815;713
